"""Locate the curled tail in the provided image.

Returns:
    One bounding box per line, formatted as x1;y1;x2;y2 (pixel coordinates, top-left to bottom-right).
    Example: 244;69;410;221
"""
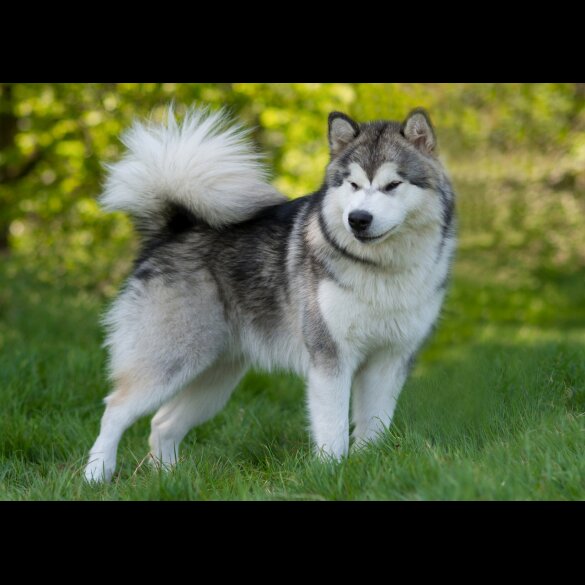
100;106;286;235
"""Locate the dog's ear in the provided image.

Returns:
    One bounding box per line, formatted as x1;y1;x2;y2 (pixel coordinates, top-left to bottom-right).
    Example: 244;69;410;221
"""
328;112;360;156
401;108;436;155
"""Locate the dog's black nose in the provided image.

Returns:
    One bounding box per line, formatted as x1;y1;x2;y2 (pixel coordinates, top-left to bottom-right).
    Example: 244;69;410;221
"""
348;210;373;232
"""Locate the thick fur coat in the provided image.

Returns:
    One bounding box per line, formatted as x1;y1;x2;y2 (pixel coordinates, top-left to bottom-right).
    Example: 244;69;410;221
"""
85;106;456;482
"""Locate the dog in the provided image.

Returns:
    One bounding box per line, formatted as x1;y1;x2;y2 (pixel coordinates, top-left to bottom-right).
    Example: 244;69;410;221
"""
84;105;456;482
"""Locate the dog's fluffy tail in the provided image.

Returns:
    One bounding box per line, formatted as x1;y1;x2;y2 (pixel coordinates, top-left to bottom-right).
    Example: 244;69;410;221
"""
100;106;286;235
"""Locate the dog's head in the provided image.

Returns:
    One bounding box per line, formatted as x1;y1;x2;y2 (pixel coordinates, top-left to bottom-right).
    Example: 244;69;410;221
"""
324;109;450;245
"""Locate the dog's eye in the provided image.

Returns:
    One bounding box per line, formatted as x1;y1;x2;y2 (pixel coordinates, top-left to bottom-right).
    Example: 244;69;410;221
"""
349;182;359;190
383;181;402;193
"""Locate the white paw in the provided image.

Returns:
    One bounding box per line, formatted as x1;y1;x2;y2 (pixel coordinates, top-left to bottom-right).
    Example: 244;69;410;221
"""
148;435;180;469
84;455;115;483
315;443;348;462
148;452;176;471
350;437;373;454
351;424;387;452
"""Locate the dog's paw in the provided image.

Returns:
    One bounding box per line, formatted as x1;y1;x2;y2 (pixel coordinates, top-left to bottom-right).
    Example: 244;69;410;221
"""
349;438;372;455
314;445;348;463
84;456;114;484
147;452;176;471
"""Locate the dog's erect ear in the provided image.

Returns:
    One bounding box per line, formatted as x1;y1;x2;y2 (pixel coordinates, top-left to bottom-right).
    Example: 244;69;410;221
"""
328;112;360;156
402;108;436;155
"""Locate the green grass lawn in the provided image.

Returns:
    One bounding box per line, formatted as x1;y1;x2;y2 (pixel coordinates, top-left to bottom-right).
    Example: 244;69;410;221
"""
1;257;584;500
1;153;585;500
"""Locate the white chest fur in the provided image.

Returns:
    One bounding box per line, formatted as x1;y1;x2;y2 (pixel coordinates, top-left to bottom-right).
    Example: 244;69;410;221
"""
317;256;447;360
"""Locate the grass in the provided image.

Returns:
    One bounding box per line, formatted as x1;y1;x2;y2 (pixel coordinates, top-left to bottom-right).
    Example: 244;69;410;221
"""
1;264;584;500
1;153;585;500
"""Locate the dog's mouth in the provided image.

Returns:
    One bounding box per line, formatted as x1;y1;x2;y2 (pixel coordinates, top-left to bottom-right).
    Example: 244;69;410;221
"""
354;226;397;244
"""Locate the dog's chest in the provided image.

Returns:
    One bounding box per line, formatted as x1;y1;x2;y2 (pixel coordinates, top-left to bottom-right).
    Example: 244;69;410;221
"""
318;268;443;353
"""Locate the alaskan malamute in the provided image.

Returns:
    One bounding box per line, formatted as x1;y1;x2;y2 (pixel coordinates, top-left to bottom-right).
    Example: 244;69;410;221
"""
85;106;456;482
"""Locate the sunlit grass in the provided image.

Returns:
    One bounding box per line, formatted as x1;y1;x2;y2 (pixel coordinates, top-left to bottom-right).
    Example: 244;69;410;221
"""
1;253;584;500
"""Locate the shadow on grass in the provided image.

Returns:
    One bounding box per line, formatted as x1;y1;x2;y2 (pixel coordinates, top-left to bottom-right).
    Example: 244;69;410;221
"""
398;331;585;453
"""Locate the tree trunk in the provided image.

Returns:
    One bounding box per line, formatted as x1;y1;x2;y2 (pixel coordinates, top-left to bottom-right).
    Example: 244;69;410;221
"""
0;84;17;150
0;84;17;251
0;84;44;252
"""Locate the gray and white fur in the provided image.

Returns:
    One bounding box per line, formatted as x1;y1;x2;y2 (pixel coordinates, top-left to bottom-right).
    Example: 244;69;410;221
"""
85;105;456;482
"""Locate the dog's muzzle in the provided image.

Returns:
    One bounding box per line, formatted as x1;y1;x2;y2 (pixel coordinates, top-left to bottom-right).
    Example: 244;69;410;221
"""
348;210;373;234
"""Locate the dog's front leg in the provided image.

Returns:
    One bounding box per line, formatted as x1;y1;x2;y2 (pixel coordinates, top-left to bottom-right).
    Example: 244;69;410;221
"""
351;348;411;449
307;365;352;461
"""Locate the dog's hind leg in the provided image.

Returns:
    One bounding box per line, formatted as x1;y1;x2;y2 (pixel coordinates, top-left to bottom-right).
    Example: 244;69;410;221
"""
84;369;193;484
84;274;228;483
148;356;247;468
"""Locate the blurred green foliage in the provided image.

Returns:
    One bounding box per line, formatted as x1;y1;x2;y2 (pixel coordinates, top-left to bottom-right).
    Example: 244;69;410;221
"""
1;83;584;301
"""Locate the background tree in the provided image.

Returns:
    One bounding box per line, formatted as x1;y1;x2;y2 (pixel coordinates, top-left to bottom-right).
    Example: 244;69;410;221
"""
1;83;583;293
